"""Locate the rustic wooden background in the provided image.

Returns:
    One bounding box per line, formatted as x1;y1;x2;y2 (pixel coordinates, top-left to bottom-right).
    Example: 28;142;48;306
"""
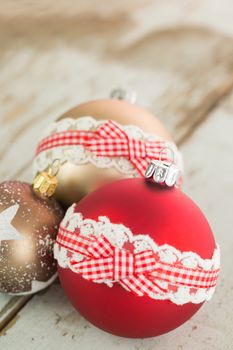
0;1;233;349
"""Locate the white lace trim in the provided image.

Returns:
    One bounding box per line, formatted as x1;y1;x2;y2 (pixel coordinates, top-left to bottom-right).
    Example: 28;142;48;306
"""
54;205;220;305
33;116;183;177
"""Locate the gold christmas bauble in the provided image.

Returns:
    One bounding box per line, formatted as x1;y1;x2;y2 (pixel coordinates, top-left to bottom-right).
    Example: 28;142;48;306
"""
0;181;64;295
59;99;171;137
34;97;182;207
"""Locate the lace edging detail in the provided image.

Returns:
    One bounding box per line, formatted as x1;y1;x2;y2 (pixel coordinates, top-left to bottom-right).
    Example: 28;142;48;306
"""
54;204;220;305
33;116;183;177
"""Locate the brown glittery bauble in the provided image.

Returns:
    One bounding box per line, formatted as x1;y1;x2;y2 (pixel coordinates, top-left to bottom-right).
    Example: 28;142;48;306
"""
0;181;64;295
55;99;172;207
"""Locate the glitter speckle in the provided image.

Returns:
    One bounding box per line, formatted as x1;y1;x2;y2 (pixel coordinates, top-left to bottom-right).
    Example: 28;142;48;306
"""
0;181;64;294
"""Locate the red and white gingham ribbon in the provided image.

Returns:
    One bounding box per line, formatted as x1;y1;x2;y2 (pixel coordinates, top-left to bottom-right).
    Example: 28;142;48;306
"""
36;120;174;176
56;225;220;299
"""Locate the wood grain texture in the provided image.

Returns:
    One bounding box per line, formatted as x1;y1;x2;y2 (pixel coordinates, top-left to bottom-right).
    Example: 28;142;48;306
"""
0;296;32;332
1;18;233;180
0;1;233;348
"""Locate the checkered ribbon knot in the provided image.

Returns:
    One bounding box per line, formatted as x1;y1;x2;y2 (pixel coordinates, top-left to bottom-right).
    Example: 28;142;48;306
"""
70;236;156;282
36;120;170;176
56;226;220;298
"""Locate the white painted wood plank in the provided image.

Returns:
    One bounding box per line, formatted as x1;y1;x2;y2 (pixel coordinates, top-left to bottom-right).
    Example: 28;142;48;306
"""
1;0;233;40
0;296;31;331
0;0;233;182
0;295;12;312
1;92;232;349
1;20;233;182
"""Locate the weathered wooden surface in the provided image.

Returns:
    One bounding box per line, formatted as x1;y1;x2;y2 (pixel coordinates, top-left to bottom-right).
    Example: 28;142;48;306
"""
0;296;31;331
0;1;233;348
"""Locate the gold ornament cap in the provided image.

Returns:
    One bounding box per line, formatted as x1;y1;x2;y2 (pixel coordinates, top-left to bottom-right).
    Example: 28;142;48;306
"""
33;160;60;199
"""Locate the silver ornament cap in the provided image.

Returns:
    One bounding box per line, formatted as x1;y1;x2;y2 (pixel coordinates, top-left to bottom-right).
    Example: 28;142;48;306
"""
110;88;137;104
145;147;181;187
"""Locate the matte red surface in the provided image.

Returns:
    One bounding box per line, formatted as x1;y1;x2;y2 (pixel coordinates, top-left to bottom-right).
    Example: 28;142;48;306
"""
58;178;216;338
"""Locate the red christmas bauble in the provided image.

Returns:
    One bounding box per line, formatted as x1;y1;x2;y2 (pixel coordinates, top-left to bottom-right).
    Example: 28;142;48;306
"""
56;178;219;338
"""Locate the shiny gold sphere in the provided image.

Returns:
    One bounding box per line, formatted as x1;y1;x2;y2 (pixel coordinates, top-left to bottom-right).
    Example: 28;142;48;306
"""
53;98;172;207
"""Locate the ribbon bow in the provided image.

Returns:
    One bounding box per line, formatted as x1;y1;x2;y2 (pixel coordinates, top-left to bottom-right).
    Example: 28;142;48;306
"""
70;235;157;282
36;120;171;176
56;226;220;298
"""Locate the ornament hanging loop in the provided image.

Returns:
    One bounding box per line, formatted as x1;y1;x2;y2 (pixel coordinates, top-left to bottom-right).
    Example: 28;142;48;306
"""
33;159;61;199
159;146;175;165
145;146;180;187
47;159;61;177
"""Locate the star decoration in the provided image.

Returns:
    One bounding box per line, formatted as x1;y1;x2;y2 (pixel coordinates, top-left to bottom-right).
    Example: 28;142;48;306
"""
0;204;24;241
